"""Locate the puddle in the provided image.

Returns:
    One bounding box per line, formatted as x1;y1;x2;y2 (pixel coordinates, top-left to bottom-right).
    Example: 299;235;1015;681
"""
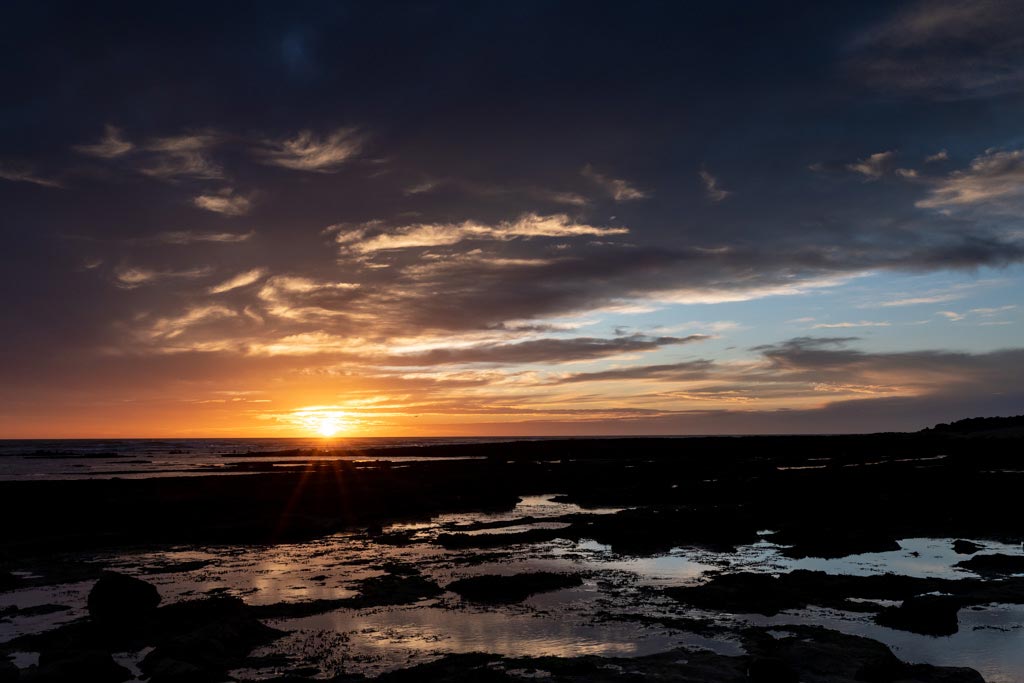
3;495;1023;680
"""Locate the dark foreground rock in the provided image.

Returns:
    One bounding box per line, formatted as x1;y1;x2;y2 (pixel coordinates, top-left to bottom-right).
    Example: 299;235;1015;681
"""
956;553;1024;576
140;598;281;682
745;626;984;683
666;568;1024;635
0;572;19;592
447;572;584;603
6;576;283;683
952;539;984;555
28;649;132;683
252;565;444;619
87;571;161;623
875;595;960;636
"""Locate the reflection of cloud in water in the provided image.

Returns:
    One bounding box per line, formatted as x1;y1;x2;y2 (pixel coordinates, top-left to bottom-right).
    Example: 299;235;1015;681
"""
268;603;740;676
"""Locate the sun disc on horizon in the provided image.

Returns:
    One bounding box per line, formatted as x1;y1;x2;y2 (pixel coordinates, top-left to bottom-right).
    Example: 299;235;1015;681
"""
316;416;343;438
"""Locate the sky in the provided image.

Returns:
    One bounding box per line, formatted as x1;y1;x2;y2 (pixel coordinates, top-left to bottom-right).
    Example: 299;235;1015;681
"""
1;0;1023;437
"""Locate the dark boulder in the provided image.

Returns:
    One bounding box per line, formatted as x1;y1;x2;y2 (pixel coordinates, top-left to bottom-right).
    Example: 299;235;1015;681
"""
0;571;19;592
951;539;984;555
87;571;161;623
956;553;1024;576
34;649;131;683
348;570;443;607
875;595;960;636
747;656;798;682
759;627;912;682
142;657;215;683
140;597;283;681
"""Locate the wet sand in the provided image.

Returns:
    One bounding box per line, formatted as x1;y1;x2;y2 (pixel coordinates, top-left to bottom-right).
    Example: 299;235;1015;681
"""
2;431;1024;681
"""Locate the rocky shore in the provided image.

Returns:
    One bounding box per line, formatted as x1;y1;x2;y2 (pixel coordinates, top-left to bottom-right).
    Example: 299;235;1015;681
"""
3;427;1024;681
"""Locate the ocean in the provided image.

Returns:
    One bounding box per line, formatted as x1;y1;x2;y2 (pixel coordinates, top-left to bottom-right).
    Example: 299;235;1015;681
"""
0;437;554;481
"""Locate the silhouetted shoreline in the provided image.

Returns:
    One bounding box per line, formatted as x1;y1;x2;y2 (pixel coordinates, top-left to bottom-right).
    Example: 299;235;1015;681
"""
2;423;1023;681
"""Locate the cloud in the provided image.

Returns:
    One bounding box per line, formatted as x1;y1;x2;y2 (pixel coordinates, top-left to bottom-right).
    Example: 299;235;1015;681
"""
848;0;1024;98
156;231;254;245
113;265;213;289
845;150;895;180
916;148;1024;213
260;128;363;172
581;164;648;201
384;334;709;366
936;305;1016;323
0;164;62;188
925;150;950;163
73;125;134;158
872;293;961;307
193;189;252;216
970;304;1016;316
71;127;222;180
862;281;1001;308
139;305;238;342
698;169;731;202
812;320;891;329
333;213;629;254
208;268;267;294
546;359;714;384
404;177;588;206
139;132;223;180
255;275;361;322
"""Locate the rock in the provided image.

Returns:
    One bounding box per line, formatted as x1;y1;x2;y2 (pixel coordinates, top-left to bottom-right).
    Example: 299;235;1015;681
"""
952;539;984;555
956;553;1024;575
570;506;759;555
143;656;219;683
141;613;282;680
747;656;798;682
447;572;583;603
34;649;131;683
758;626;909;682
349;570;444;607
87;571;161;623
903;665;986;683
774;527;901;560
0;660;18;683
875;595;960;636
0;571;19;591
668;572;802;616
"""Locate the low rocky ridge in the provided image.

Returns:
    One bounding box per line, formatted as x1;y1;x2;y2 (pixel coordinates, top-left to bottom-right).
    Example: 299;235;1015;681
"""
446;572;584;603
955;553;1024;576
666;569;1024;636
251;563;444;619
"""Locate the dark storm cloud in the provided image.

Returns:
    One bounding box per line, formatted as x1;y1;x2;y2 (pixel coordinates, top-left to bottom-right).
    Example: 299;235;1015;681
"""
848;0;1024;98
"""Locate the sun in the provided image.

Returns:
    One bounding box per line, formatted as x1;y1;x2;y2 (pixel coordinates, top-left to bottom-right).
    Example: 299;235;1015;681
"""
316;416;343;438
